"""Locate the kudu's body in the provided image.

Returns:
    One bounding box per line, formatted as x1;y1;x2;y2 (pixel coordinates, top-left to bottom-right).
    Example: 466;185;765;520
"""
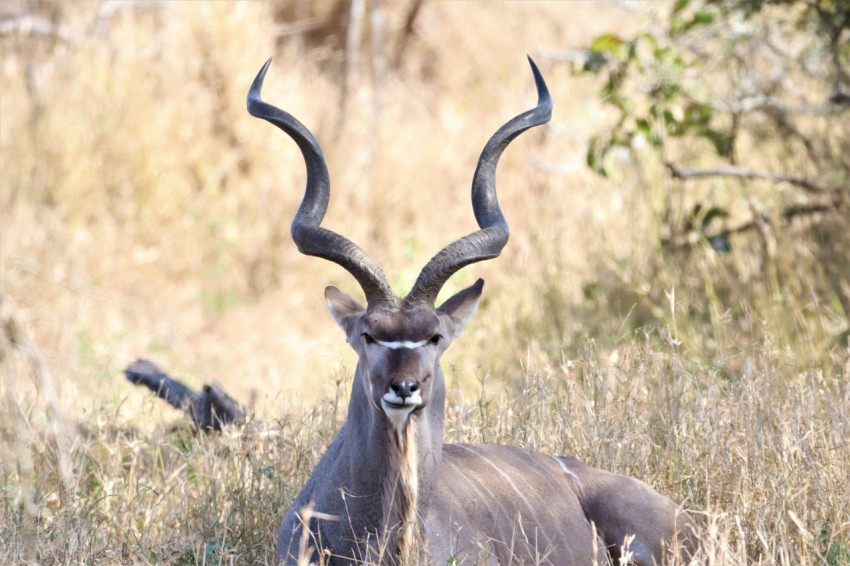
247;58;695;565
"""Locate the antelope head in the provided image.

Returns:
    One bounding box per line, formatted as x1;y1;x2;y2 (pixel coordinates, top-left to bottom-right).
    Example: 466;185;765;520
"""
247;57;551;443
325;279;483;437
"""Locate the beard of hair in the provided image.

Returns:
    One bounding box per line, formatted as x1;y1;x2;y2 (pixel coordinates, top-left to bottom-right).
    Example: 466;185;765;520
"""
380;417;420;563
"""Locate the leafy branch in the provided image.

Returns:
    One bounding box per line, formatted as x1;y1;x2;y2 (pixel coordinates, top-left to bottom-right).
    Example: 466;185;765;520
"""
572;0;850;329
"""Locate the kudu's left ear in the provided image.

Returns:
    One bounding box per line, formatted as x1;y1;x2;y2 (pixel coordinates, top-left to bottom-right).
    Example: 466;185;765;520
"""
437;278;484;338
325;286;365;331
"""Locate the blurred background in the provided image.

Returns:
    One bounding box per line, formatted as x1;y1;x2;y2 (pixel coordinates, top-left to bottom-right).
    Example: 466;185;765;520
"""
1;0;847;423
2;1;848;563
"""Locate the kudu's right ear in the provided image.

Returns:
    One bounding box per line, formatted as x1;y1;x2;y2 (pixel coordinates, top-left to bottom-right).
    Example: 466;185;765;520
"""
325;286;365;331
438;278;484;338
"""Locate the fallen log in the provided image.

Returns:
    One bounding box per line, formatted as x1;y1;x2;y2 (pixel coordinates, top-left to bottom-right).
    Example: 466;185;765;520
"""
124;359;247;431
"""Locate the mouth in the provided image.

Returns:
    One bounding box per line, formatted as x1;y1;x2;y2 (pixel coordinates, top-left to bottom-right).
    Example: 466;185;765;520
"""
381;390;423;409
380;392;422;430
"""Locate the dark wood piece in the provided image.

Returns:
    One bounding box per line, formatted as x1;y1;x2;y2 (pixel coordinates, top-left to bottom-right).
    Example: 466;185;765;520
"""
124;358;246;431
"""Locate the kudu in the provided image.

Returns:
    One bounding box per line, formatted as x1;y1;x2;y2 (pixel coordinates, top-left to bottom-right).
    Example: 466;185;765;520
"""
247;58;696;565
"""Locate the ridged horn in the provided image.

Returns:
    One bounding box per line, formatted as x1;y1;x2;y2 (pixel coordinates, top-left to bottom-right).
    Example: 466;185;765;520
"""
247;58;395;306
405;56;552;305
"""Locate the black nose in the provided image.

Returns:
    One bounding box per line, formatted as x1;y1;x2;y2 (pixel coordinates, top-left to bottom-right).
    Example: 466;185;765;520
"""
390;379;420;400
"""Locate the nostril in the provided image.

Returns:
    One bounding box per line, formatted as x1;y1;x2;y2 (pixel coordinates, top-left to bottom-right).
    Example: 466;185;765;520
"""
390;380;418;399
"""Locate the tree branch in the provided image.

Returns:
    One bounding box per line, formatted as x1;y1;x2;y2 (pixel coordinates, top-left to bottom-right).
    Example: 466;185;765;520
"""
706;203;836;242
667;199;841;252
392;0;425;68
665;161;833;194
0;15;73;43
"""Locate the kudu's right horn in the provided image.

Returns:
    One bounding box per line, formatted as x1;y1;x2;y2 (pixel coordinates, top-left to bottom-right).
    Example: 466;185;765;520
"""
247;59;396;306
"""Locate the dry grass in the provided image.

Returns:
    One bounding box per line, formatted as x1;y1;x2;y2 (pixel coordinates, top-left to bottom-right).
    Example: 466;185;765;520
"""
1;1;848;564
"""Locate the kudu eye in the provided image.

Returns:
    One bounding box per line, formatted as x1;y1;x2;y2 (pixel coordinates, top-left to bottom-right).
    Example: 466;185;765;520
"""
430;334;443;346
362;333;376;345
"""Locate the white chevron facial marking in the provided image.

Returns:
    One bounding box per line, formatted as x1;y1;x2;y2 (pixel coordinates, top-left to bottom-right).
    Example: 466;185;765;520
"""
375;339;429;349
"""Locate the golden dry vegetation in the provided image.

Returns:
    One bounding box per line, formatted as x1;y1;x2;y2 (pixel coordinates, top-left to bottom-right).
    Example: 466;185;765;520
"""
1;1;848;564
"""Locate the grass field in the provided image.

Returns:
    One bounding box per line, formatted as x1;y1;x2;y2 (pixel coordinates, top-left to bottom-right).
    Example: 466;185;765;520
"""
1;1;848;564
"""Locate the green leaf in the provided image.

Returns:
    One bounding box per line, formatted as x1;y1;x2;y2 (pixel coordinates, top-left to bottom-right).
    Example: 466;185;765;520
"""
825;541;850;566
685;102;713;125
702;128;734;157
691;202;703;219
583;51;609;73
693;10;716;25
590;33;626;58
586;137;612;178
702;206;729;229
672;0;690;14
677;9;717;34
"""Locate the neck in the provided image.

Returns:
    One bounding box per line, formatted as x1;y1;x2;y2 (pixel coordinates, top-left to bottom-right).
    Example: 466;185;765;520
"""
345;368;446;562
382;423;419;559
